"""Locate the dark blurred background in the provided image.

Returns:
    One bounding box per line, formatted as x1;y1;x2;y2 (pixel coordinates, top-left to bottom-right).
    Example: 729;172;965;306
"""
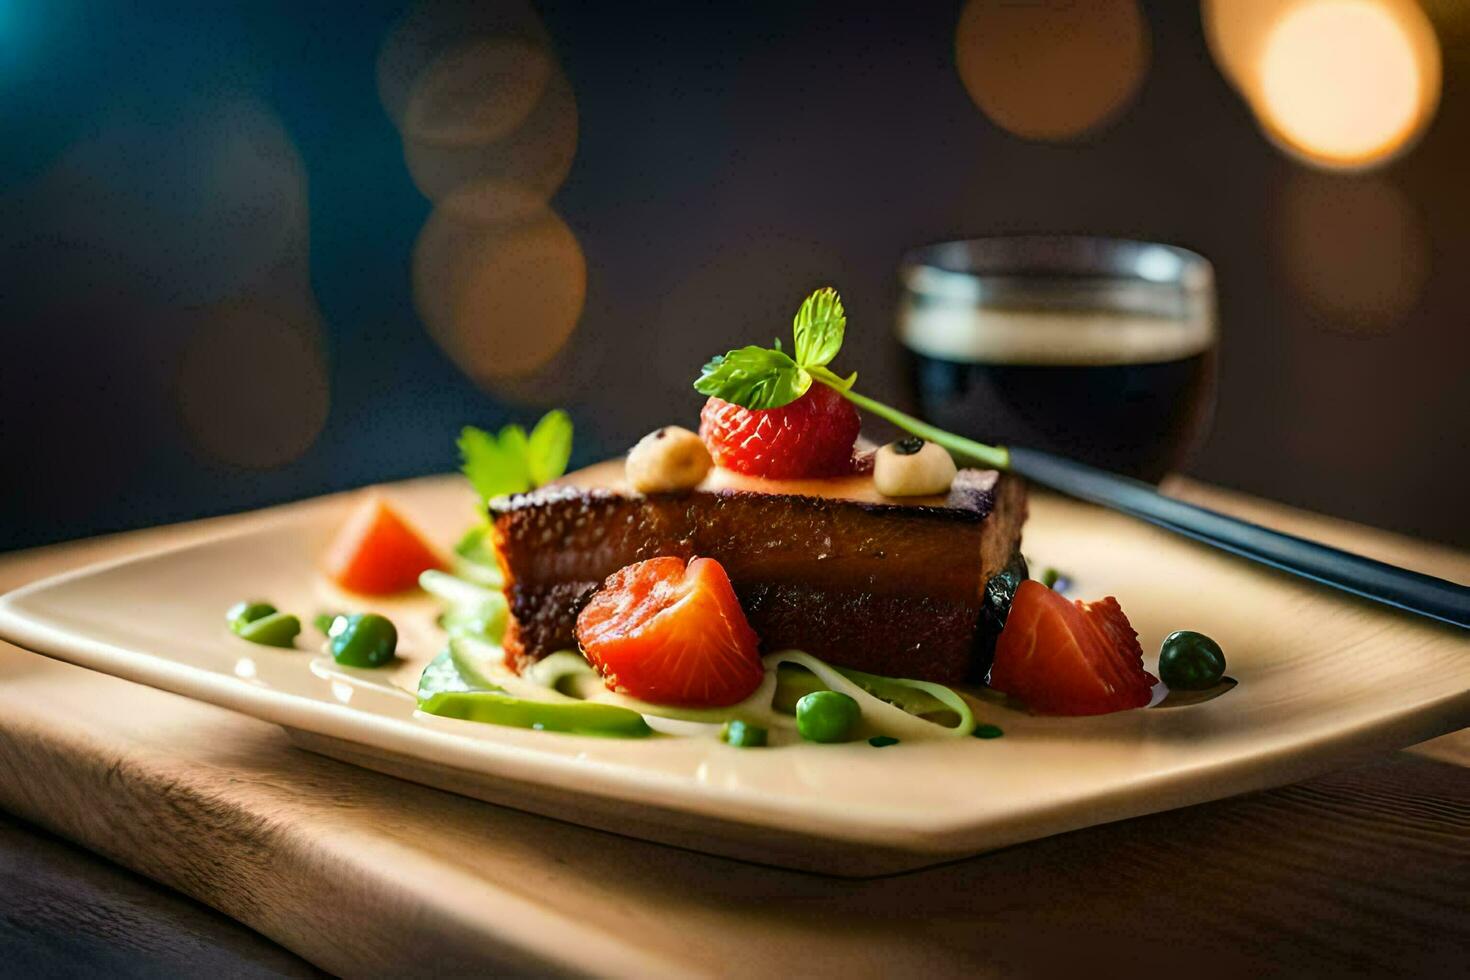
1;0;1466;552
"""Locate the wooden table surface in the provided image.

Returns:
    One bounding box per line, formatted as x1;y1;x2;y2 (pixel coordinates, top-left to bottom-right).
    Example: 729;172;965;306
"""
0;483;1465;977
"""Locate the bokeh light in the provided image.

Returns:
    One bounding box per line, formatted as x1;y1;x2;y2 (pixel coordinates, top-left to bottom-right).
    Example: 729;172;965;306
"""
402;60;578;207
1205;0;1440;170
381;0;585;398
1202;0;1293;94
22;97;333;470
1259;0;1438;168
403;37;554;146
1278;172;1429;333
177;303;331;468
954;0;1149;141
24;99;309;304
413;198;586;383
376;0;550;129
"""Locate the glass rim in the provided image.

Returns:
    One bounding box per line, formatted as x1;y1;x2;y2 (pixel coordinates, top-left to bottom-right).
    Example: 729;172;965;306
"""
897;235;1217;365
900;235;1215;303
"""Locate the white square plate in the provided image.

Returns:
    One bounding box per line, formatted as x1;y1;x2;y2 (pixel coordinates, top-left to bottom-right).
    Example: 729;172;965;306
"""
1;475;1466;875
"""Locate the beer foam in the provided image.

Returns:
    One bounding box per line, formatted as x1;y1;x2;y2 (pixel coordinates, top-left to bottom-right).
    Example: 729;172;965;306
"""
898;301;1214;366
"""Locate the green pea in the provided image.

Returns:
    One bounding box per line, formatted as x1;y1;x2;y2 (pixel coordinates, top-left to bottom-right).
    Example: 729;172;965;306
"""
868;735;900;748
972;724;1004;739
226;600;276;633
330;613;398;668
795;690;860;743
236;611;301;648
721;720;768;748
1159;630;1227;691
314;612;344;635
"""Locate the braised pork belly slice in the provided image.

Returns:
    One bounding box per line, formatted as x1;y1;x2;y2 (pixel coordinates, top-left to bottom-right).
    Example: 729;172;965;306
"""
489;460;1027;685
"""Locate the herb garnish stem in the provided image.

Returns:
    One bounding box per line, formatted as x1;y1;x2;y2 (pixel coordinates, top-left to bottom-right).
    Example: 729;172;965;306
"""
812;371;1011;471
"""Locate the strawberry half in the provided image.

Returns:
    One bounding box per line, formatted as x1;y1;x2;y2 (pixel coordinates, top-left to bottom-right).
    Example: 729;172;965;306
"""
575;556;764;707
699;384;861;479
323;496;444;595
989;580;1157;716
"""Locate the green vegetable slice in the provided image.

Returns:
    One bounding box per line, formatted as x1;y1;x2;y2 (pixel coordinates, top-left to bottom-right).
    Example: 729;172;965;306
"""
450;635;527;693
418;570;984;742
763;651;976;739
836;665;970;722
226;600;277;633
585;668;790;729
418;649;485;699
522;651;597;693
452;527;505;588
236;611;301;648
422;569;507;643
419;691;652;738
420;569;497;609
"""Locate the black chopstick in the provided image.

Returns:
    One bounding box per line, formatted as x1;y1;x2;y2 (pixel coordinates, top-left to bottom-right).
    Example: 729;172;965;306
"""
1007;447;1470;630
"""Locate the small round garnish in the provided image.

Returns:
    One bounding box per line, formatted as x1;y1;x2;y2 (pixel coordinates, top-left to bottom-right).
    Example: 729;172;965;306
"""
972;724;1004;739
227;600;277;633
329;613;399;668
1158;630;1226;690
874;439;957;497
868;735;900;747
795;690;860;743
721;720;768;747
235;611;301;648
625;425;712;494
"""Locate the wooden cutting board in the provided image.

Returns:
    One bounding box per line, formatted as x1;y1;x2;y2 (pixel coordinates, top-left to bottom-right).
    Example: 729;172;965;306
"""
0;483;1465;977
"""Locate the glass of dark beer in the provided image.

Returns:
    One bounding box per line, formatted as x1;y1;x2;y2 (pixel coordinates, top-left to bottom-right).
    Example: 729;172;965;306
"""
898;236;1217;483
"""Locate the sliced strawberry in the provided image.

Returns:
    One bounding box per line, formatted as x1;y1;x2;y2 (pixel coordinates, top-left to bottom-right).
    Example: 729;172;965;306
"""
575;556;764;707
989;580;1157;716
323;495;445;595
699;384;861;479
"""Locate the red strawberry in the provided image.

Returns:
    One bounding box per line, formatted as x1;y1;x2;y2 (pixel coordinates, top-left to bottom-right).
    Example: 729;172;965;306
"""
989;580;1157;716
699;384;861;479
323;495;445;595
575;556;764;707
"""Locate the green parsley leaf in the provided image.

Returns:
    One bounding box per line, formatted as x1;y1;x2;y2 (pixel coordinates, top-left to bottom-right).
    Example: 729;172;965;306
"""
498;424;529;466
527;409;573;486
792;287;846;369
459;426;530;504
693;345;811;410
458;409;575;507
